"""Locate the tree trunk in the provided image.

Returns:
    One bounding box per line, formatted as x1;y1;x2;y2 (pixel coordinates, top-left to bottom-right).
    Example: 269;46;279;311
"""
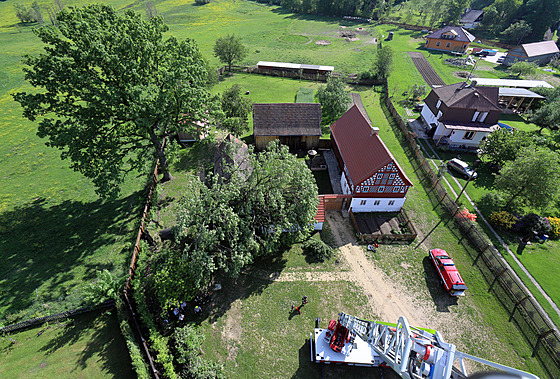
149;128;172;183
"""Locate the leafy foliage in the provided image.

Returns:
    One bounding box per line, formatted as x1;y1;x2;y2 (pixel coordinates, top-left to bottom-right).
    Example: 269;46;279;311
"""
14;5;211;196
495;146;560;210
213;34;247;71
515;213;552;236
302;237;334;262
501;21;532;44
489;211;518;231
316;77;351;124
478;129;533;167
510;61;538;77
173;324;224;378
548;217;560;239
372;45;394;79
153;141;318;308
83;269;121;306
219;84;252;136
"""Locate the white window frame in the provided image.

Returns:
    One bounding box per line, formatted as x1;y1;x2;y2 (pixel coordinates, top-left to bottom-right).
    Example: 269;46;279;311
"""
360;200;367;206
479;112;488;122
472;111;480;122
388;200;395;206
436;100;441;109
378;186;385;193
374;200;381;206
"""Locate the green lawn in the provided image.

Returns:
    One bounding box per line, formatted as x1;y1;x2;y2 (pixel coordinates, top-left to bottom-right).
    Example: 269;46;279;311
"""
0;310;134;378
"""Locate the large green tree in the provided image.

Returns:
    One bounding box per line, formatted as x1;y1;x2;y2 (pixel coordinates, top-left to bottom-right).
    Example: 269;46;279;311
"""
372;45;394;79
153;141;319;307
14;5;211;196
478;129;533;167
213;34;247;72
519;0;560;41
219;84;253;137
316;77;352;124
495;146;560;209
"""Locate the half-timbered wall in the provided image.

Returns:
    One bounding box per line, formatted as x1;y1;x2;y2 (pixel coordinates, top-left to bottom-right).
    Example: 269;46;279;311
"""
353;162;409;198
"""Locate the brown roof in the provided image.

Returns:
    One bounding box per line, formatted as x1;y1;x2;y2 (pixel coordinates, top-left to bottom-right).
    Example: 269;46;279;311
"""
253;103;322;136
426;26;475;43
521;41;560;57
330;106;412;186
431;82;500;112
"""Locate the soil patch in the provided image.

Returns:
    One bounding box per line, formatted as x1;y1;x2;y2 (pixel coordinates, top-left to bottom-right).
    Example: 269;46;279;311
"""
316;40;331;45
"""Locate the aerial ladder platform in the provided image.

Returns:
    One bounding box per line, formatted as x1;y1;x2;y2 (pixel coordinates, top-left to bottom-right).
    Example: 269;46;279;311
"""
310;312;540;379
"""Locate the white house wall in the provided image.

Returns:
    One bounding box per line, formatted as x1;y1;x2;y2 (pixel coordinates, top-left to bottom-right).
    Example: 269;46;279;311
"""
421;105;438;127
350;197;406;212
340;169;352;195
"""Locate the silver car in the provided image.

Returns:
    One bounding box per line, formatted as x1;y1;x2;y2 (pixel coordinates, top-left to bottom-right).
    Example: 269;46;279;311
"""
447;158;478;179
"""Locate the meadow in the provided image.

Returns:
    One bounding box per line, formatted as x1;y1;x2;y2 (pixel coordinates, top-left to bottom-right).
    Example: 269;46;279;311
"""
0;310;134;378
0;0;554;376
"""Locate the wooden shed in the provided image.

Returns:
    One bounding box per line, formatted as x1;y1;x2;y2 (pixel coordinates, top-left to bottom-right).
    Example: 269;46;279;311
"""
252;103;322;151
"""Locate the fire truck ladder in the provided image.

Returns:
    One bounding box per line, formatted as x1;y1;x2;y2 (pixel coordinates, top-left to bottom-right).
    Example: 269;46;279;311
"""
337;312;540;379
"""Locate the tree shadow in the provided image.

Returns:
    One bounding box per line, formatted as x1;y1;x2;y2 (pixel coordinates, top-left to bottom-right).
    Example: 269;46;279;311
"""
0;193;141;320
39;310;134;377
422;256;458;312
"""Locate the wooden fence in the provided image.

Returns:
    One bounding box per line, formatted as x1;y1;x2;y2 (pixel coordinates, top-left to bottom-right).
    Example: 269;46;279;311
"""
382;88;560;378
349;208;418;244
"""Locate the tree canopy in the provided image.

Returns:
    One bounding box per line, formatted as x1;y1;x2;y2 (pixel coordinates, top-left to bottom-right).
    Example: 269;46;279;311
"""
372;45;394;80
478;129;533;167
316;77;351;124
219;84;253;137
14;5;211;196
495;146;560;210
510;61;538;77
152;140;319;307
213;34;247;72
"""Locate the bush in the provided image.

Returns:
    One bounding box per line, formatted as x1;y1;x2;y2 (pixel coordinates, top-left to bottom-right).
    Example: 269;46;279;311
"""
515;213;552;236
547;217;560;239
488;211;518;231
303;238;333;262
479;191;506;210
173;324;224;378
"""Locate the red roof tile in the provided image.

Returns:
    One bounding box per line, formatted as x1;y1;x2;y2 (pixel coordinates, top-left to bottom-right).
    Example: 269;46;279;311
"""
314;196;325;223
330;106;412;186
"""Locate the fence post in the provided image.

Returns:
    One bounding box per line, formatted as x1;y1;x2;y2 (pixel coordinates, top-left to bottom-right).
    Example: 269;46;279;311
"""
533;329;554;357
509;295;530;322
488;268;508;293
473;244;491;265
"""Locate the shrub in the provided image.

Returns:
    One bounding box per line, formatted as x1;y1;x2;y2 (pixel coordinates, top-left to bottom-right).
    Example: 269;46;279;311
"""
173;324;224;378
302;238;333;262
515;213;552;236
479;191;506;210
489;211;518;231
548;217;560;239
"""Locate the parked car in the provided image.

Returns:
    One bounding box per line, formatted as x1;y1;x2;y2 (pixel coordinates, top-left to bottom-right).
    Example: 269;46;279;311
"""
429;249;468;296
447;158;478;180
497;56;505;63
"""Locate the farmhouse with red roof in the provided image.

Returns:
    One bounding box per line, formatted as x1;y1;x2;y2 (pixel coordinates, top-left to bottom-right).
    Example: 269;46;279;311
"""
330;106;413;212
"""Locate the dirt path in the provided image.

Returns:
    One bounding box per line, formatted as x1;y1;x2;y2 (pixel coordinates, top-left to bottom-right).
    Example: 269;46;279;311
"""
325;212;430;326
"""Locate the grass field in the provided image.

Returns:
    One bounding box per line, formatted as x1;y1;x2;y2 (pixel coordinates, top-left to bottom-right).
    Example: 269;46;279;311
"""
0;310;134;378
162;75;547;377
0;0;555;376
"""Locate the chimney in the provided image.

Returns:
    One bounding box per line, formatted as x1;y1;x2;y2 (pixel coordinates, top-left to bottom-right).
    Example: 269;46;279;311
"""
471;80;477;87
370;126;379;135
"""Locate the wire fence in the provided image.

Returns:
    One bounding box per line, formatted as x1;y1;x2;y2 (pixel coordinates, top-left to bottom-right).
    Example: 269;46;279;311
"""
0;300;115;335
382;88;560;377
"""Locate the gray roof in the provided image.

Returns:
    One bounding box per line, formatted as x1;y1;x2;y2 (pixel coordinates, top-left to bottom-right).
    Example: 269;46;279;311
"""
426;26;476;43
214;134;252;183
432;82;500;112
253;103;322;136
471;78;554;88
521;41;560;57
460;9;484;24
498;88;544;99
